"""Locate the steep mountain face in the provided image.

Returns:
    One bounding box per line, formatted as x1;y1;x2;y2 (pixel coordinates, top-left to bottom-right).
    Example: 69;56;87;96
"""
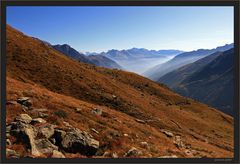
52;44;93;64
99;48;182;74
144;44;233;81
6;25;233;158
159;49;234;115
87;55;122;69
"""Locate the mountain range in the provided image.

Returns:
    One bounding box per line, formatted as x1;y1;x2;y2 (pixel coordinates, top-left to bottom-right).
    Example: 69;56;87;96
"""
144;43;234;81
52;44;122;69
6;25;233;158
98;48;183;74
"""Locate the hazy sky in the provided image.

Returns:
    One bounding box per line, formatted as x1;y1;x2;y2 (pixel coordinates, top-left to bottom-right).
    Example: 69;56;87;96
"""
7;6;233;53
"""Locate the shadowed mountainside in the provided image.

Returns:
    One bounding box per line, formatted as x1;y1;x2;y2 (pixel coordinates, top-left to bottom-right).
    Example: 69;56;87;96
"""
144;44;233;81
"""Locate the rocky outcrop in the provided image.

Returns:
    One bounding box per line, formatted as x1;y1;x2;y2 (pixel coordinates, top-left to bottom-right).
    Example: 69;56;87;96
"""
8;114;100;158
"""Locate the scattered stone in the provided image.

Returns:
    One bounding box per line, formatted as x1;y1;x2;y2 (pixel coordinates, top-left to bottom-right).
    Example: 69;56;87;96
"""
162;130;174;138
91;107;102;116
60;128;99;156
17;97;30;103
135;119;146;124
123;133;129;137
31;118;47;124
51;150;65;158
17;97;32;108
6;101;18;105
102;151;110;157
6;124;12;133
91;128;99;134
158;155;178;158
63;121;72;127
174;135;184;148
6;139;11;145
38;112;48;118
140;141;149;148
112;152;118;158
75;108;82;113
15;114;32;124
6;148;20;158
124;147;142;157
112;95;117;99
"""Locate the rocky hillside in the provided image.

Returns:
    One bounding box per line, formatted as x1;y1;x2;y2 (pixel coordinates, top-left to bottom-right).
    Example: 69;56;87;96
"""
6;25;233;158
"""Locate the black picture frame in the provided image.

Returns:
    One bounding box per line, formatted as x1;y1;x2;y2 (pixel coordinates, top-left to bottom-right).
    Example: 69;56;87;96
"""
0;0;239;163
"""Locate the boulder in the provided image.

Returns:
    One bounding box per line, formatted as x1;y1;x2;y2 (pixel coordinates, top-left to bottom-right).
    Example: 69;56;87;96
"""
14;114;32;124
124;147;142;157
51;150;65;158
60;128;99;156
10;120;41;157
34;138;58;155
6;148;20;158
37;124;55;139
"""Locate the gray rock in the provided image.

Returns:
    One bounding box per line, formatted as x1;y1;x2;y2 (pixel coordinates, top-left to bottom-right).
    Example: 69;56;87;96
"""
124;147;142;157
35;138;58;155
37;124;55;139
112;152;118;158
51;150;65;158
14;114;32;124
6;101;18;105
6;139;11;145
91;108;102;116
6;148;20;158
10;120;41;157
135;119;146;124
38;112;49;118
140;141;149;148
91;128;99;134
17;97;32;108
75;108;82;113
162;130;174;138
174;135;184;148
31;118;47;124
158;155;178;158
60;128;99;156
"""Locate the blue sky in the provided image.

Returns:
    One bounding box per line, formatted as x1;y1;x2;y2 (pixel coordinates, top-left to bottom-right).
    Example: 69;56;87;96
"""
7;6;233;53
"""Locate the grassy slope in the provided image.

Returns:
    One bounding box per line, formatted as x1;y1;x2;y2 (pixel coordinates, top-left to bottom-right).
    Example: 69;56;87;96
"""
6;25;233;158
